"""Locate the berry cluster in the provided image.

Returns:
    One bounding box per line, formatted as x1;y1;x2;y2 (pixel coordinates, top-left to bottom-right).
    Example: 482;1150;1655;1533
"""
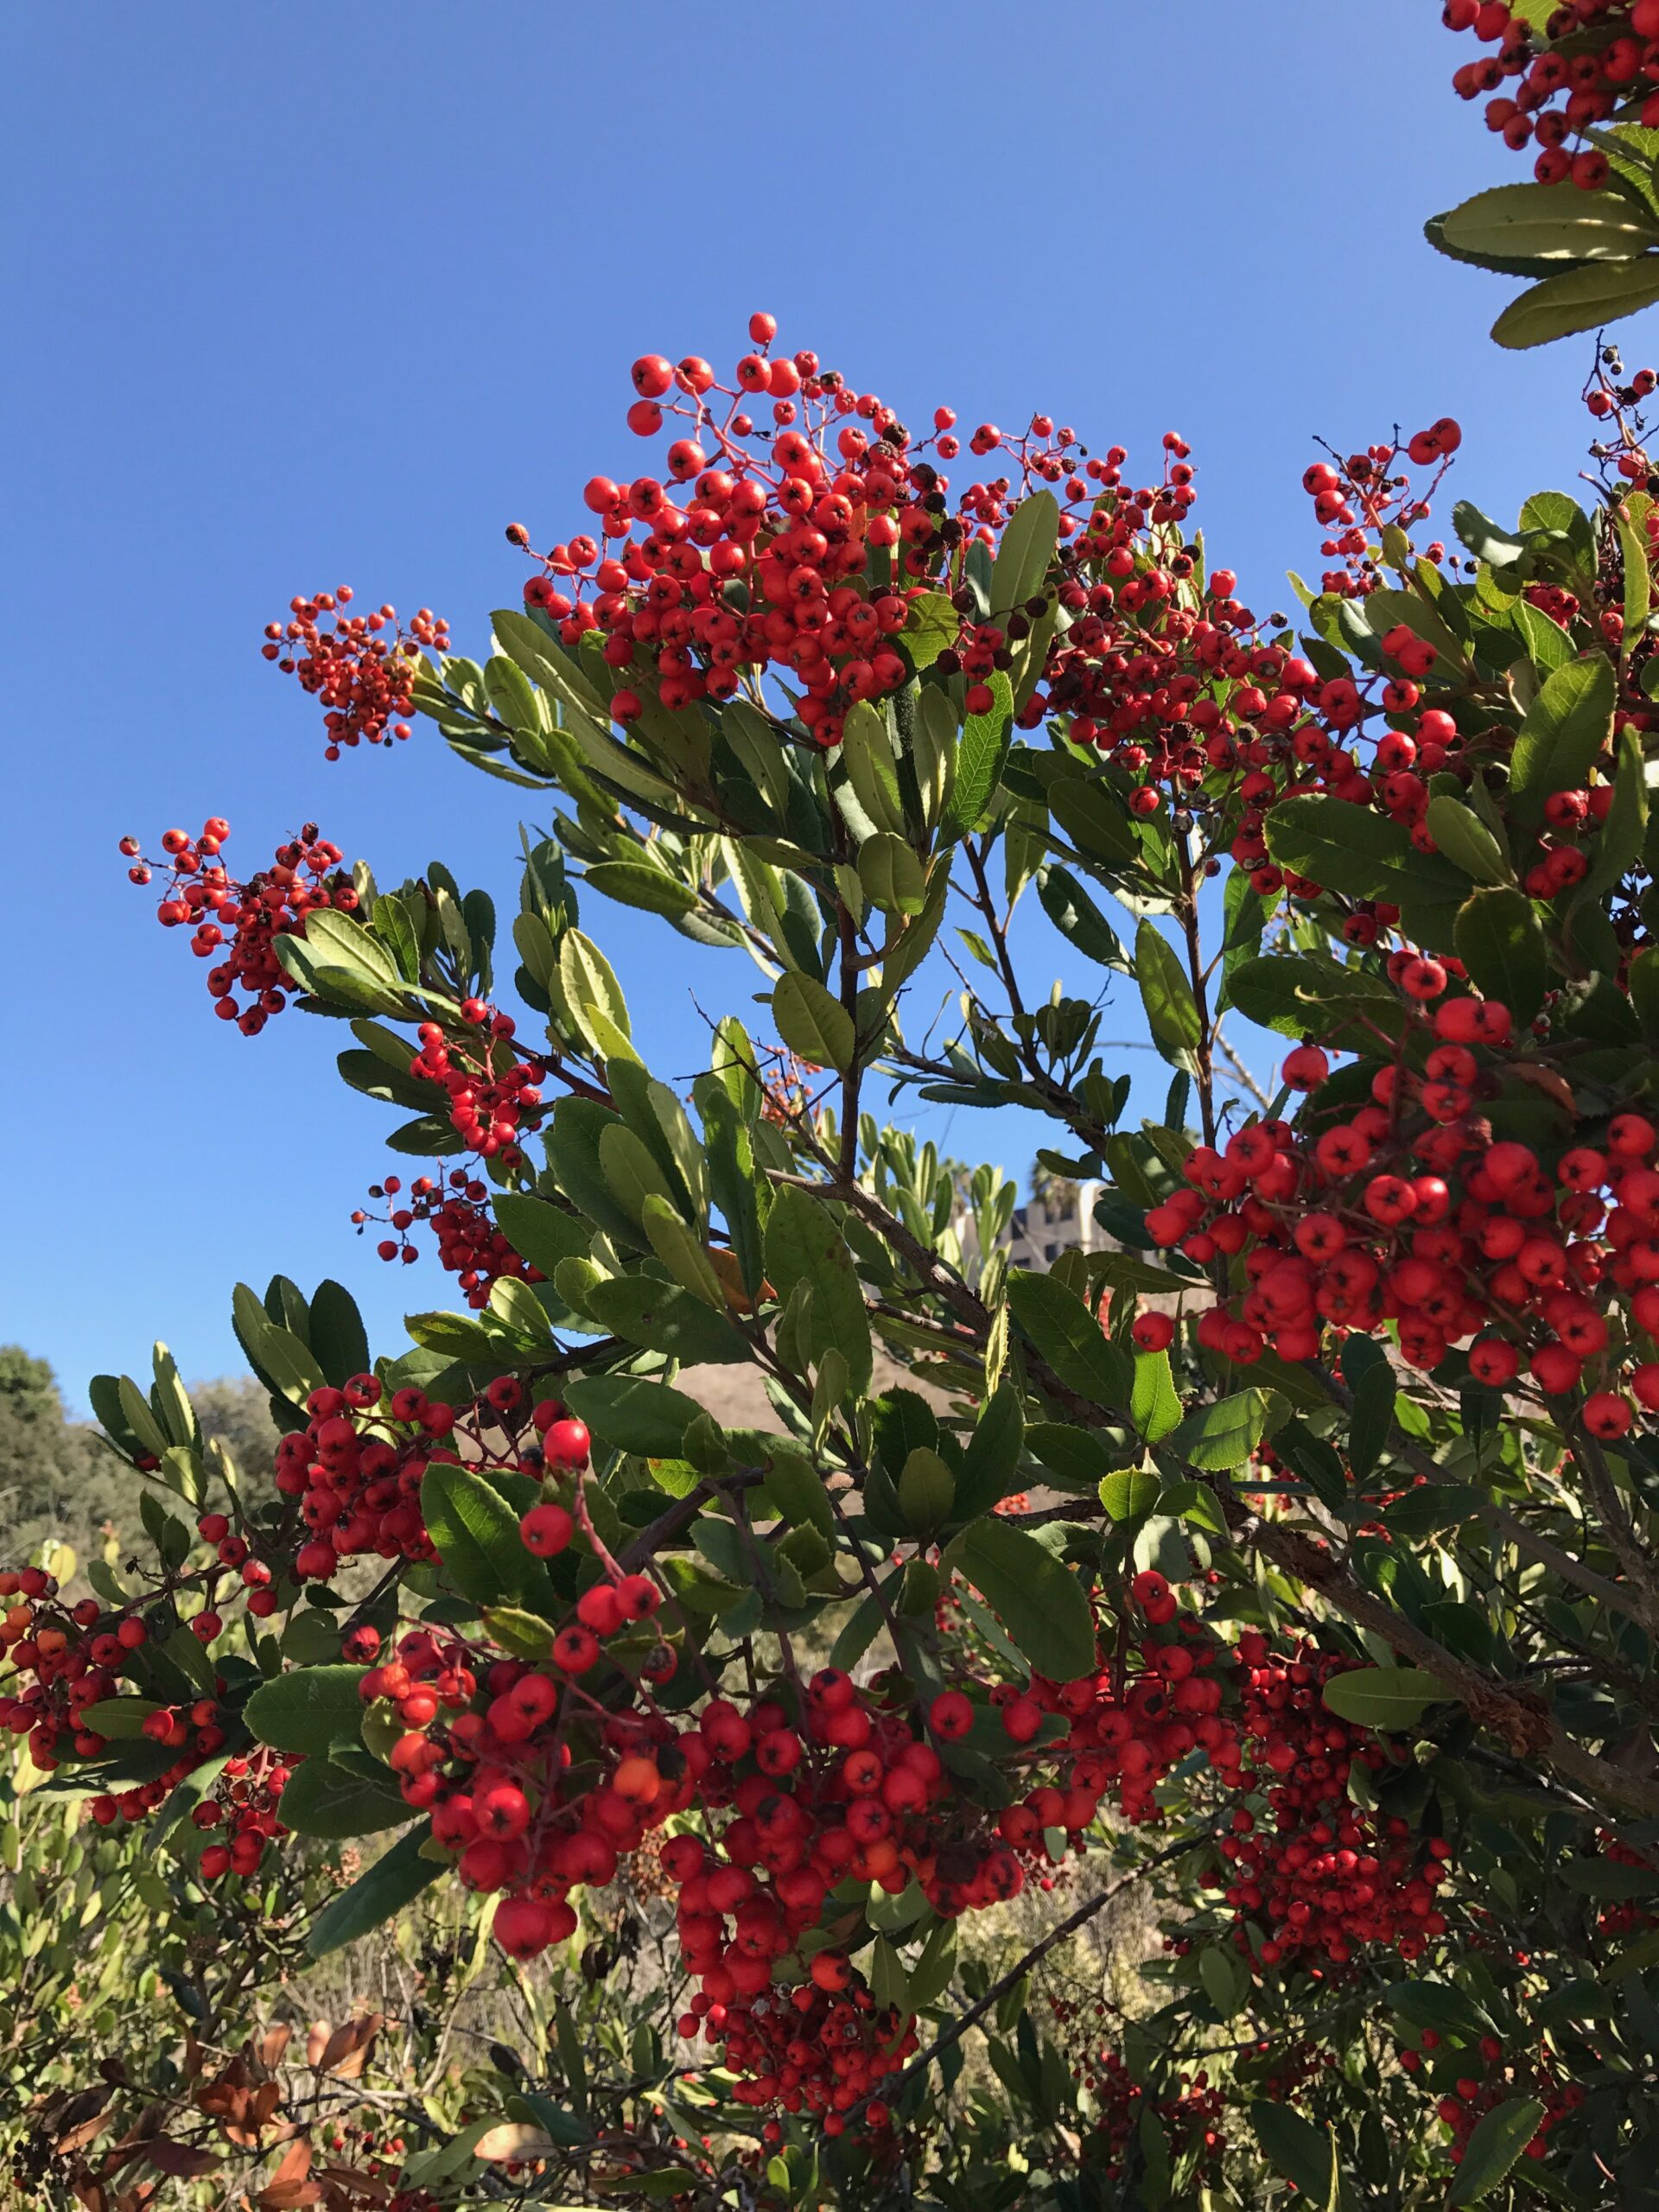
353;1169;542;1308
515;314;1202;751
402;1005;547;1166
1151;979;1659;1426
262;589;448;760
1445;0;1659;185
1216;1636;1452;1968
123;819;353;1036
1400;2019;1583;2171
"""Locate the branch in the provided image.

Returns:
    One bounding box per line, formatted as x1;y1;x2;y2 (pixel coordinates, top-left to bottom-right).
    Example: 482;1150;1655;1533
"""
860;1828;1210;2123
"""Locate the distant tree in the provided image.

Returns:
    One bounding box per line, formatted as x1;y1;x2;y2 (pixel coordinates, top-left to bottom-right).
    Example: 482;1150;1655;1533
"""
186;1371;279;1482
0;1346;136;1565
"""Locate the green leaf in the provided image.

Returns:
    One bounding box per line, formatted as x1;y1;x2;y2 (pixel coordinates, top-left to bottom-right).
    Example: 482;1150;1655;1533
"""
1578;722;1648;904
1509;653;1616;826
480;1605;558;1662
639;1195;724;1307
1099;1467;1160;1521
900;592;958;672
950;1517;1096;1683
1166;1390;1276;1472
560;928;631;1049
1227;953;1407;1046
583;1274;747;1363
1448;2098;1547;2203
764;1185;873;1395
772;971;855;1072
1199;1943;1249;2020
245;1666;368;1758
1048;775;1141;868
279;1753;412;1839
1134;921;1201;1071
1560;1856;1659;1901
857;834;927;917
941;670;1014;842
1007;1269;1129;1408
1347;1358;1399;1485
306;1821;443;1958
1493;256;1659;349
898;1447;956;1535
1037;865;1131;971
563;1372;702;1458
491;1194;591;1280
1425;797;1510;887
1265;797;1465;906
1249;2105;1343;2207
582;861;698;918
953;1383;1026;1521
1320;1666;1447;1732
1438;181;1659;263
421;1464;531;1608
990;489;1059;617
1131;1349;1182;1443
1454;887;1548;1028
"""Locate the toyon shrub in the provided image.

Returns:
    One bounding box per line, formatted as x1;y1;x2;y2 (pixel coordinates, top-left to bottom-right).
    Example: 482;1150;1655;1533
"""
22;79;1659;2196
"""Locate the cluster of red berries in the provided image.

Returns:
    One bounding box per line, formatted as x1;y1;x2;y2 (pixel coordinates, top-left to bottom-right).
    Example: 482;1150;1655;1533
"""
1153;983;1659;1423
278;1372;456;1580
401;1004;547;1166
353;1170;543;1308
0;1527;275;1800
1215;1636;1453;1969
515;314;1211;751
1400;2019;1583;2170
1303;429;1457;601
123;820;354;1036
1444;0;1659;185
262;589;448;760
1063;2045;1227;2187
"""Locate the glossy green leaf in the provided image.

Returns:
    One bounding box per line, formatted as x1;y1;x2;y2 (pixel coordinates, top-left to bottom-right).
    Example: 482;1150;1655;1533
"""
1493;256;1659;350
1320;1666;1447;1732
278;1753;412;1839
1448;2098;1547;2203
1134;921;1201;1070
421;1463;531;1608
950;1518;1096;1683
245;1666;368;1758
1508;653;1615;827
1453;887;1547;1028
563;1373;702;1459
306;1821;443;1958
1007;1268;1129;1408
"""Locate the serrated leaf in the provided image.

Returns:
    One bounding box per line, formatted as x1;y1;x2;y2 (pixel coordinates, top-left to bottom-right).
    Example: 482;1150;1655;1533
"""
1454;887;1547;1027
563;1373;702;1458
950;1517;1096;1683
421;1464;531;1608
1509;653;1615;826
1493;256;1659;350
1007;1268;1129;1408
1320;1666;1447;1732
1448;2098;1547;2203
245;1667;368;1758
772;971;855;1072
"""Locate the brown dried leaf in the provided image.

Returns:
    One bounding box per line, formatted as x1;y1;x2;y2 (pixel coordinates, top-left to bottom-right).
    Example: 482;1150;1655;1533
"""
1508;1060;1578;1113
317;2013;382;2079
258;2024;293;2073
137;2139;224;2179
304;2019;331;2069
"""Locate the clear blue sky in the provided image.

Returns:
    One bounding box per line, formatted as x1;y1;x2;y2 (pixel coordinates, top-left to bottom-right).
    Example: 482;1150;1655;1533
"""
0;3;1616;1404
